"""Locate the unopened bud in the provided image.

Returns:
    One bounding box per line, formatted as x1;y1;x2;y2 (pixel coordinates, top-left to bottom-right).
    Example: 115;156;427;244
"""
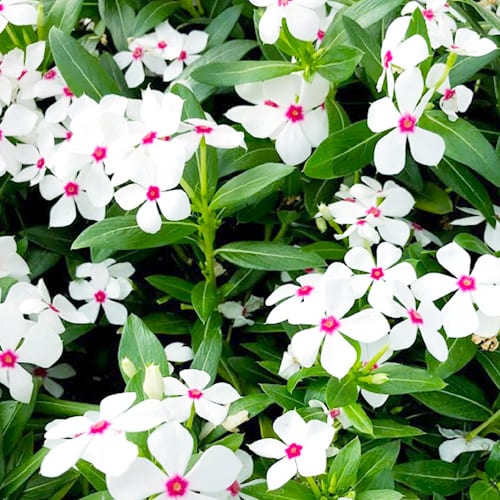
121;357;137;379
143;364;164;400
222;410;249;432
358;372;389;385
315;216;328;233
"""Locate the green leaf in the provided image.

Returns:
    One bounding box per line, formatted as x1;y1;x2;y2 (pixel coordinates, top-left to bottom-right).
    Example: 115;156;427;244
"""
394;460;475;496
22;470;79;500
355;441;400;490
132;0;178;37
286;366;328;392
478;351;500;389
304;121;380;179
34;395;98;416
99;52;131;97
325;376;358;408
191;281;218;323
217;242;325;271
413;375;492;421
205;4;243;48
454;233;494;256
210;163;294;213
433;157;495;226
485;442;500;480
191;326;222;383
413;181;453;214
1;397;36;455
72;216;197;250
343;402;373;436
218;147;280;178
303;241;347;261
243;481;316;500
371;419;425;439
23;225;73;254
426;337;477;379
342;16;381;84
76;461;106;491
315;45;363;83
470;480;500;500
98;0;135;50
171;82;205;119
357;491;403;500
79;493;113;500
48;27;121;101
450;51;500;86
41;0;84;37
146;275;193;303
420;111;500;187
143;312;190;335
359;363;446;394
328;437;361;494
260;384;304;410
228;393;273;420
191;60;299;86
118;314;170;382
0;448;49;498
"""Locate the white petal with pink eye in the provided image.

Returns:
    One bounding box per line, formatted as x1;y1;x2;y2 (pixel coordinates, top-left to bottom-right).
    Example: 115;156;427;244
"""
390;319;417;350
102;299;128;325
49;195;76;227
185;30;208;54
421;326;448;361
203;383;240;404
266;456;297;490
367;97;400;133
341;309;389;342
40;435;92;477
3;3;38;26
163;376;188;396
376;242;402;270
78;302;99;323
412;273;458;301
437;242;470;278
136;200;161;234
320;333;357;379
419;300;442;331
296;445;326;477
78;166;113;207
324;279;355;319
157;190;190;221
384;262;417;285
248;438;286;460
345;246;374;273
107;457;166;500
99;392;136;420
471;254;500;284
285;4;321;42
408;127;445;166
392;35;429;70
442;290;478;338
226;105;284;139
373;128;407;174
299;73;330;111
362;389;389;409
379;188;415;217
187;445;242;493
205;124;245;150
378;218;411;247
75;192;105;222
258;6;282;44
115;183;146;210
275;409;308;443
291;327;324;367
44;416;91;439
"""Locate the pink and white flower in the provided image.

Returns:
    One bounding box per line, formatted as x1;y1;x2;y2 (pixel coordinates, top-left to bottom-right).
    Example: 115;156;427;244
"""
451;205;500;252
438;426;496;463
0;0;38;34
439;27;497;57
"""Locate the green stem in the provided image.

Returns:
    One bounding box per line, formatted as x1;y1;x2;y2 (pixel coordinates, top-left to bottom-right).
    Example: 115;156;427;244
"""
5;25;22;47
272;222;290;242
305;477;322;499
362;344;389;373
186;404;196;430
429;52;457;99
467;408;500;440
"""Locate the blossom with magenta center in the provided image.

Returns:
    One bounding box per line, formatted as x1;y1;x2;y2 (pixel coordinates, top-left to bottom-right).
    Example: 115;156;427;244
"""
285;443;302;458
166;475;188;497
0;349;18;368
285;104;304;122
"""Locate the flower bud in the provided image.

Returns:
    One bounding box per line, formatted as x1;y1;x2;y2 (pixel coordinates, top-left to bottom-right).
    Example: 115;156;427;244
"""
121;357;137;378
143;364;164;400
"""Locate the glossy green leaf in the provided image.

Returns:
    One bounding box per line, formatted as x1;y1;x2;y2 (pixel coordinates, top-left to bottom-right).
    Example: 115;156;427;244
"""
191;281;218;323
478;351;500;389
217;242;325;271
191;325;222;383
420;111;500;187
286;366;328;392
210;163;294;213
132;0;178;37
260;384;304;410
34;395;98;417
470;480;500;500
355;441;400;490
146;275;193;303
450;50;500;86
485;442;500;480
454;233;494;255
41;0;84;37
76;462;106;491
243;481;316;500
72;216;197;250
315;45;363;83
325;375;358;408
228;393;273;420
343;402;373;436
143;312;190;335
413;181;453;214
48;27;121;101
426;337;477;379
171;82;205;119
98;0;135;50
205;4;242;48
371;419;424;439
357;491;403;500
304;121;380;179
191;60;299;86
328;437;361;494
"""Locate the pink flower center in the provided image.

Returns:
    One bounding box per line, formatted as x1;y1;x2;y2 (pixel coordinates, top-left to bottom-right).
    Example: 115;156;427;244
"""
0;349;18;368
92;146;107;162
166;475;188;497
194;124;213;135
94;290;107;303
158;40;167;49
356;219;367;226
278;0;291;5
64;181;79;197
65;131;73;141
408;308;423;324
179;50;187;61
63;86;74;97
422;8;435;20
443;88;456;101
132;46;144;60
285;104;304;123
296;285;313;297
457;275;476;292
329;408;341;419
0;5;4;12
146;185;160;201
264;99;279;108
89;420;111;434
227;481;241;497
320;315;341;335
188;388;203;400
285;442;302;459
17;69;27;80
317;29;325;41
398;113;416;133
44;69;57;80
49;303;60;313
370;267;384;280
411;221;423;231
36;157;45;169
383;50;393;68
366;206;381;217
33;367;48;377
142;131;157;144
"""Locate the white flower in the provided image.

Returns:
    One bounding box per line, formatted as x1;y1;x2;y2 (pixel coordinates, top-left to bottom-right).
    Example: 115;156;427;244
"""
438;426;496;462
218;295;264;327
226;73;329;165
451;205;500;252
412;242;500;338
440;27;497;57
40;392;168;478
308;399;352;429
163;369;240;426
107;422;242;500
408;220;442;247
0;235;29;281
249;0;327;44
278;344;302;380
248;409;334;490
367;67;445;174
30;363;76;399
0;0;38;34
164;341;194;374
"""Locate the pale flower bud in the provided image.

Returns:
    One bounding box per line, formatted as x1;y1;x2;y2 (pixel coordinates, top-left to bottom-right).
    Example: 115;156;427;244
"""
222;410;249;432
143;364;164;400
121;357;137;378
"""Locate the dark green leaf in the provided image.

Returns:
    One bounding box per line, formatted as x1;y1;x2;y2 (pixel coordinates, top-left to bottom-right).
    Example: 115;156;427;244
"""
413;181;453;214
478;351;500;389
328;437;361;494
357;491;403;500
286;366;328;392
371;419;424;439
218;147;280;178
98;0;135;50
34;395;98;417
325;376;358;408
356;441;400;490
42;0;84;37
260;384;304;410
171;82;205;119
343;402;373;435
76;461;106;491
132;0;178;37
143;312;190;335
146;275;193;303
243;481;316;500
426;337;477;379
72;216;197;250
191;325;222;383
205;4;242;48
228;393;273;420
485;442;500;480
454;233;494;256
191;281;218;323
450;51;500;86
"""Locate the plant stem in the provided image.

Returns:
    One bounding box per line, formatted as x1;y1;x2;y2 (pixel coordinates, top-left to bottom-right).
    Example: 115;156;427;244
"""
467;408;500;440
362;344;389;373
305;477;322;498
5;25;22;47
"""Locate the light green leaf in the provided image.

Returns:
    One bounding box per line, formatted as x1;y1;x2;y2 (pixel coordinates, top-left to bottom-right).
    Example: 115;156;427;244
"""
426;336;477;378
343;402;373;436
470;480;500;500
243;481;316;500
355;441;400;490
205;5;243;48
328;438;361;495
413;181;453;214
191;325;222;383
325;375;358;408
315;45;363;83
216;242;325;271
454;233;494;255
260;384;304;410
34;395;98;417
357;491;403;500
72;216;197;250
210;163;294;213
191;281;218;323
76;462;106;492
41;0;83;37
286;366;328;392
